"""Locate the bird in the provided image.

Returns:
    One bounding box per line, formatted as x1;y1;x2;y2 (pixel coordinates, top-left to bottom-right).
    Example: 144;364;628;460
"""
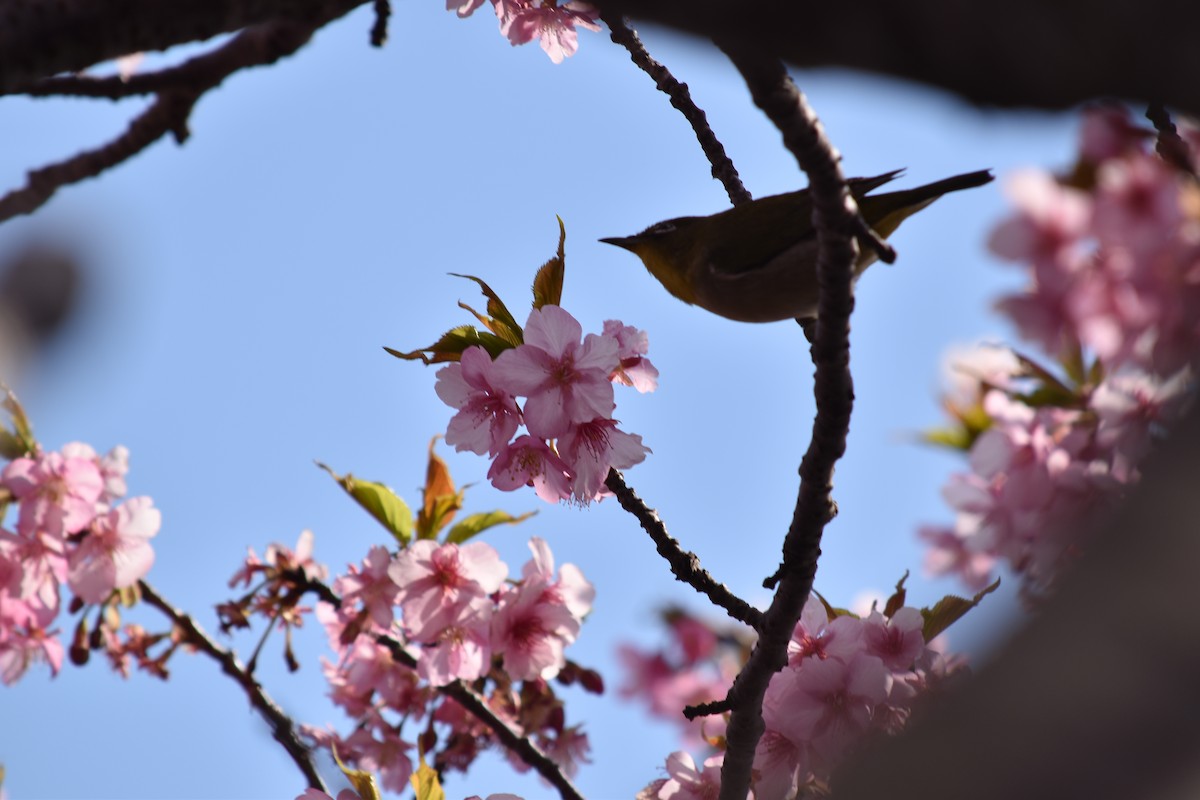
599;169;993;323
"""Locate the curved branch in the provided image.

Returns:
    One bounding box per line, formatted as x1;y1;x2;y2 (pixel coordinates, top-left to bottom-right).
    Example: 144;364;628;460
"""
605;469;762;629
601;13;751;207
0;19;324;224
137;580;329;794
0;0;370;94
713;48;858;800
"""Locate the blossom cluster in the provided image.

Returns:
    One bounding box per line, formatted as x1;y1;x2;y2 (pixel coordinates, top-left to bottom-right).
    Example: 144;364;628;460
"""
630;595;967;798
437;305;655;504
0;439;160;684
304;535;596;792
922;106;1198;598
450;0;602;64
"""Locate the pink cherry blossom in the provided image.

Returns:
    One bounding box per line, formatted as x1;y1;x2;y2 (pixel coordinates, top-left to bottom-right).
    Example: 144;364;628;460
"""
415;601;492;686
771;653;892;767
334;545;401;631
436;345;522;457
787;597;865;666
388;539;507;641
653;751;727;800
491;579;579;680
0;625;63;684
520;536;594;620
2;449;103;538
447;0;486;17
491;305;618;439
487;435;573;503
265;529;328;583
495;0;601;64
295;790;361;800
557;417;649;503
862;608;925;671
67;496;161;604
603;320;659;393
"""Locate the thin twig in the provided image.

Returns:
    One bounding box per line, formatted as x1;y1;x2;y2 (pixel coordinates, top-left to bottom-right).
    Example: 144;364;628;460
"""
0;19;323;224
1145;102;1197;176
290;573;587;800
137;580;330;794
602;12;752;206
605;470;762;629
370;0;391;47
714;45;858;800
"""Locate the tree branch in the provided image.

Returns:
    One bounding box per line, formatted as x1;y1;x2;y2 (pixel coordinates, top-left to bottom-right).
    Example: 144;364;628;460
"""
605;469;762;629
137;580;330;794
601;13;751;207
0;19;327;224
292;573;587;800
713;48;858;800
0;0;370;94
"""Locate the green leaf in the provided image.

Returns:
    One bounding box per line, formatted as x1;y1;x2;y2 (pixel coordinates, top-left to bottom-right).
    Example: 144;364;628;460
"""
450;273;524;347
531;216;566;310
921;577;1001;642
446;509;536;544
317;462;414;545
921;425;975;451
384;324;512;365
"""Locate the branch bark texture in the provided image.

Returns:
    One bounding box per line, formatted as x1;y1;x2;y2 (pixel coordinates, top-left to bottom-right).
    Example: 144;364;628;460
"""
715;47;859;800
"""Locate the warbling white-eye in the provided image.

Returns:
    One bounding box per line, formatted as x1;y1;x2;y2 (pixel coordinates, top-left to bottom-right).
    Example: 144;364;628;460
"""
600;169;993;323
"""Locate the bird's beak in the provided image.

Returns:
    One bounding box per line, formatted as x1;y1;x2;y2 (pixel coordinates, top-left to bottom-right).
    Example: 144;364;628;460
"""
599;235;638;252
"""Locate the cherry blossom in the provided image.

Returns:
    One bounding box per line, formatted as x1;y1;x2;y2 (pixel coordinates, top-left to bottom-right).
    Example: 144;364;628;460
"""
437;345;522;457
388;539;507;641
67;496;161;604
494;1;601;64
491;305;618;439
491;578;579;680
487;435;573;503
557;417;649;503
604;320;659;393
2;448;103;538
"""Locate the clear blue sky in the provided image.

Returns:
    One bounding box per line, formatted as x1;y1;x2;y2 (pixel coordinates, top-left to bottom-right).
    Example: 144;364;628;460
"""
0;5;1077;798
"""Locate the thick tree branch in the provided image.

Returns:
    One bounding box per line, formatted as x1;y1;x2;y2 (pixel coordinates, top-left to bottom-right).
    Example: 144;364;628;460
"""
595;0;1200;116
137;580;329;794
605;469;762;629
714;47;858;800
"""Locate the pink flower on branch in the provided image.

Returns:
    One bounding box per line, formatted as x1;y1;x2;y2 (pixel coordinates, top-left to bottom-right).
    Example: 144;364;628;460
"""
437;345;522;457
388;539;507;642
487;435;573;503
494;0;601;64
2;448;104;538
492;305;618;439
67;496;161;604
557;417;649;503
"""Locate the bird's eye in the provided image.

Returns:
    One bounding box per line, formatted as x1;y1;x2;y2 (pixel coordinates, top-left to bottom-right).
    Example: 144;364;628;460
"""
646;221;676;236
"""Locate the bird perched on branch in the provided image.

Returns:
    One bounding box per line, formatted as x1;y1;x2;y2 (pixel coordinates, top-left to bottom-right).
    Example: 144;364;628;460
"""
600;169;993;323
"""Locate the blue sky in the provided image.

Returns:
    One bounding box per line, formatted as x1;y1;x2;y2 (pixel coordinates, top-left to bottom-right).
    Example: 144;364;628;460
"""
0;5;1079;798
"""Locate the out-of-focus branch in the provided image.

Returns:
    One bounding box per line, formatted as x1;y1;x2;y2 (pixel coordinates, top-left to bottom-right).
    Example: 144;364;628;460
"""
0;19;326;224
601;12;751;206
832;400;1200;800
605;469;762;629
0;0;370;95
137;580;330;794
714;47;858;800
594;0;1200;116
